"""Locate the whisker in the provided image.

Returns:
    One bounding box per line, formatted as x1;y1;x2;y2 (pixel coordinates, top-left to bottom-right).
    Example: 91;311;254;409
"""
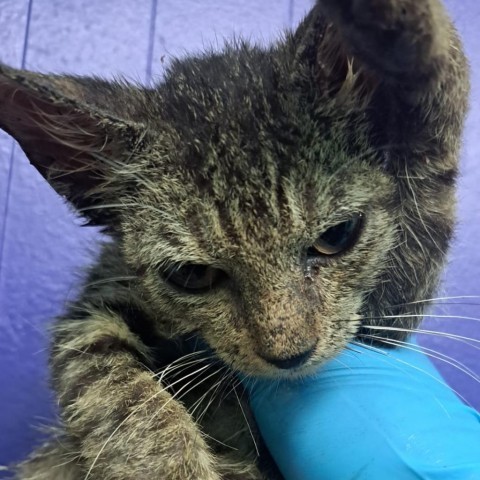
127;362;223;449
155;358;209;385
361;324;480;347
155;355;215;386
81;275;138;288
191;370;238;437
188;366;230;418
200;430;238;451
381;313;480;323
156;349;209;368
163;364;229;415
359;334;480;383
232;383;260;457
389;295;480;308
204;374;246;424
403;162;445;256
77;202;140;213
350;341;471;407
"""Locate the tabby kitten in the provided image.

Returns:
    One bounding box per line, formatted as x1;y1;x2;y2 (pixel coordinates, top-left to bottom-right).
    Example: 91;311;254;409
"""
0;0;469;478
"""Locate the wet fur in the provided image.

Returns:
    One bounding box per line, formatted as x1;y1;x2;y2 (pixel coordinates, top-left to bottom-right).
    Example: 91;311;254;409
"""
0;0;469;478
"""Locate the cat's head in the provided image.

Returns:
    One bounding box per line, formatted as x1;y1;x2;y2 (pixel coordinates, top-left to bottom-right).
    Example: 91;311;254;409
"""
0;6;449;378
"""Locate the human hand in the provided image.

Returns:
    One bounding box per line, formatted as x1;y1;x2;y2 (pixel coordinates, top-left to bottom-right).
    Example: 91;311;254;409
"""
245;341;480;479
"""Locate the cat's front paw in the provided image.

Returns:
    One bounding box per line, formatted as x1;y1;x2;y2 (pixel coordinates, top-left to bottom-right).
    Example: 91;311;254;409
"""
57;366;223;480
16;431;223;480
79;396;222;480
319;0;448;81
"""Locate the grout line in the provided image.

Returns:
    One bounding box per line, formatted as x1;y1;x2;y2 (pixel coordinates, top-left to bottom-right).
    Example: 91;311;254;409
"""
145;0;159;85
0;0;34;277
20;0;33;70
288;0;294;28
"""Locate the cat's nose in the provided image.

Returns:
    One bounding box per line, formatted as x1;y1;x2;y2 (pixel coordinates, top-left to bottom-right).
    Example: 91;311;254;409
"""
262;346;315;370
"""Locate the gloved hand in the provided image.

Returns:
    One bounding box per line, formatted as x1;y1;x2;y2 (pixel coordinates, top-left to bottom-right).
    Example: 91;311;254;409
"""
244;340;480;480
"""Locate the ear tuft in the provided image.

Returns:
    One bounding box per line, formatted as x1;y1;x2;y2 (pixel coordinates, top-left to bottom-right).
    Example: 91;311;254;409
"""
290;4;378;105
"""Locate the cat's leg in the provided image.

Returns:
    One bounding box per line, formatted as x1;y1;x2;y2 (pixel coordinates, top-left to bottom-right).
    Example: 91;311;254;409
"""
18;449;268;480
32;308;221;480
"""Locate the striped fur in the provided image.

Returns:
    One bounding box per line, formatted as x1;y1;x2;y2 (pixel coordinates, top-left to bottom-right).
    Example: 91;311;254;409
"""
0;0;469;478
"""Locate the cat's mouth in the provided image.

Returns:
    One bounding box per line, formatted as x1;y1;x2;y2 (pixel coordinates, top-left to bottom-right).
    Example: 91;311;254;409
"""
258;342;317;371
185;333;321;379
193;313;361;379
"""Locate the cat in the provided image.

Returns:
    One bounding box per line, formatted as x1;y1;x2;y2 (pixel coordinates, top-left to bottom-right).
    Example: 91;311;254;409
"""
0;0;469;478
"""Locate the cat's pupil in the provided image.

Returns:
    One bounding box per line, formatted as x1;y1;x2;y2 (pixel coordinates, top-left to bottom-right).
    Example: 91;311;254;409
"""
308;213;363;257
162;264;225;293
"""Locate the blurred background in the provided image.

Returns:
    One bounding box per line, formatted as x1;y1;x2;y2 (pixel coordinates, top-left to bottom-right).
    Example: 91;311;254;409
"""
0;0;479;473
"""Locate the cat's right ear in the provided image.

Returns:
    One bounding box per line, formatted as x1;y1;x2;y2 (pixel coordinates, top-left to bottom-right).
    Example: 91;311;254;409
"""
0;63;148;227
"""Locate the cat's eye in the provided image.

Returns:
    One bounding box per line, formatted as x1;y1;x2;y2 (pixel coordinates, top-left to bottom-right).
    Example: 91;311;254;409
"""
308;213;364;257
161;263;226;294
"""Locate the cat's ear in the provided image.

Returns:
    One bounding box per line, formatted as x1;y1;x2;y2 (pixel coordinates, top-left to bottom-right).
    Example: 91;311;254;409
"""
0;63;148;227
290;3;375;101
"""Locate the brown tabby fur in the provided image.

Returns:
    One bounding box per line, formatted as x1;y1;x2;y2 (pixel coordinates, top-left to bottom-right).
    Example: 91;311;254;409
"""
0;0;469;478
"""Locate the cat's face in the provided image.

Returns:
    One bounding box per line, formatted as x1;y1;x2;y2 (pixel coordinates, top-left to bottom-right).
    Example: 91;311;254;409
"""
113;51;397;378
121;152;396;378
0;9;445;379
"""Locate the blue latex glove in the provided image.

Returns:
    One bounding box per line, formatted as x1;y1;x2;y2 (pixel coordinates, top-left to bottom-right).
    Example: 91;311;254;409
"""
244;342;480;480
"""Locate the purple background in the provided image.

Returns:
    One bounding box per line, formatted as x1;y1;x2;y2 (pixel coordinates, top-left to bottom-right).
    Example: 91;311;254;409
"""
0;0;478;471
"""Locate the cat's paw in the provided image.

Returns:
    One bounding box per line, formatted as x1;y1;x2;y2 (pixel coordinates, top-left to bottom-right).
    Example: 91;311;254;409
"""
319;0;448;81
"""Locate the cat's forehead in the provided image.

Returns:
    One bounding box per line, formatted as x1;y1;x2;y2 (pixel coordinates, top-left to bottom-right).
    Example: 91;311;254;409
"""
155;45;371;178
127;139;391;270
158;49;286;162
128;49;392;265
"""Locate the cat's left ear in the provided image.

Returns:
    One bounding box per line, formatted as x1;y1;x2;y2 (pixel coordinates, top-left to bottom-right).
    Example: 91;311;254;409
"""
0;63;148;227
290;3;376;102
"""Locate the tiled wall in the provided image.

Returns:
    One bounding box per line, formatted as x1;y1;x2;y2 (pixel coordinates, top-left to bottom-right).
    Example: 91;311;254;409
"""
0;0;478;470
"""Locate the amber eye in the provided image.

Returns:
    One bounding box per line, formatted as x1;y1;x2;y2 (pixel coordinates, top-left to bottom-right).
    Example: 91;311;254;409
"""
162;263;226;294
308;213;364;257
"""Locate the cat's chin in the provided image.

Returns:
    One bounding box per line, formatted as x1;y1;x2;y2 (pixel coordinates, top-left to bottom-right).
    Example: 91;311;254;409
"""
236;359;332;383
279;360;333;381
